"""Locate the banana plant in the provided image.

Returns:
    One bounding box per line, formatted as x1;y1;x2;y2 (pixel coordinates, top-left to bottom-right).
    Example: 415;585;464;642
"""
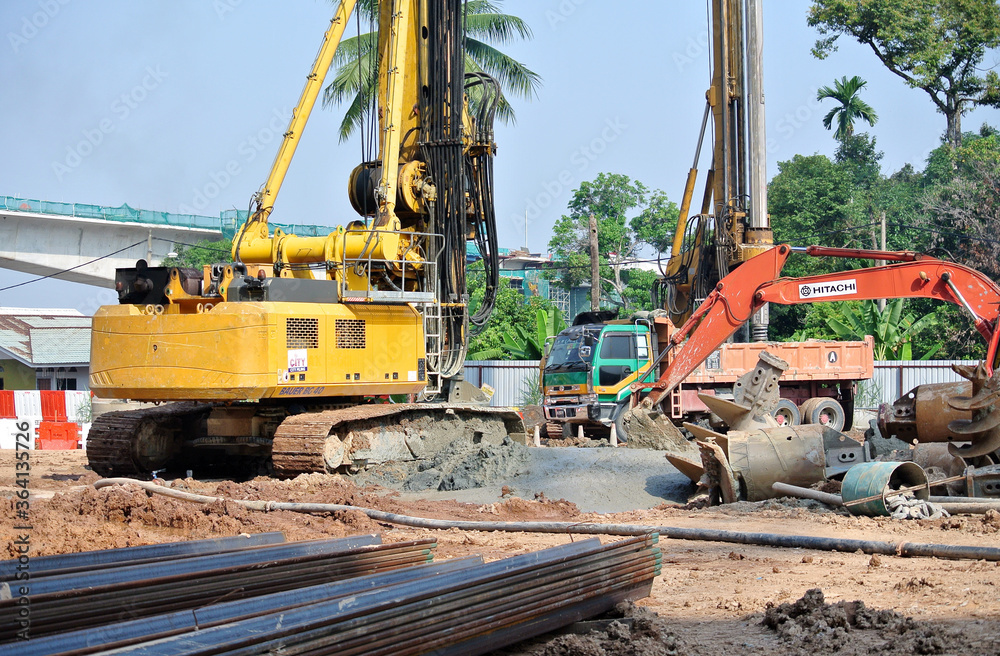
467;307;566;360
826;299;942;360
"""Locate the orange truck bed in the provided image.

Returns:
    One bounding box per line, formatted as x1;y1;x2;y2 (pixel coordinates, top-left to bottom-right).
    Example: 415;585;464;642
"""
654;316;874;427
685;335;875;383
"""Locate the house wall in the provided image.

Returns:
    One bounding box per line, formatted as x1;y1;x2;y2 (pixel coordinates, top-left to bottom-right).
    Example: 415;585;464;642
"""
32;367;90;391
0;359;36;390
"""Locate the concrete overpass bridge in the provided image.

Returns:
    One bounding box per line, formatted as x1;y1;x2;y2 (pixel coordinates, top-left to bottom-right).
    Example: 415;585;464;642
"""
0;196;329;287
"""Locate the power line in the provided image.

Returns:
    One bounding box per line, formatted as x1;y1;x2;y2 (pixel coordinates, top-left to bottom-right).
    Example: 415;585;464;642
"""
151;236;230;255
0;240;147;293
891;222;1000;247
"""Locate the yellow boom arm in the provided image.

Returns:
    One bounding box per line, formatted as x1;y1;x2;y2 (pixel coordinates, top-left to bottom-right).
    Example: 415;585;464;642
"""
232;0;357;260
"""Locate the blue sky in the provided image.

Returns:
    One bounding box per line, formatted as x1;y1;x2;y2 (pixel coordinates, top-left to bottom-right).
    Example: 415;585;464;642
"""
1;0;997;312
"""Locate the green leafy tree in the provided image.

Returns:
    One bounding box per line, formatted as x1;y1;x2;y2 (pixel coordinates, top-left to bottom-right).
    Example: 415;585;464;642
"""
467;260;562;360
160;238;229;268
500;307;567;360
768;154;856;265
817;75;879;142
468;304;565;360
809;0;1000;149
879;163;927;236
832;133;908;264
630;190;679;254
909;127;1000;358
913;303;984;360
795;301;851;341
921;133;1000;271
767;152;890;340
323;0;541;141
548;173;667;312
620;268;659;311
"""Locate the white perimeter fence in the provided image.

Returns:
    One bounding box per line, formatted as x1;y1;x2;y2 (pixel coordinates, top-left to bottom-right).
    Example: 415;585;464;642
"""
464;359;981;410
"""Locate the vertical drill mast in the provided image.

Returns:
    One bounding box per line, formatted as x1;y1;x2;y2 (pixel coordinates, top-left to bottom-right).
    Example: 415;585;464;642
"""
661;0;772;338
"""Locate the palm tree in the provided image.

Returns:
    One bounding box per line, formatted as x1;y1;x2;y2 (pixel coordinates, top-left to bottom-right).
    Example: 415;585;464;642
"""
817;76;879;141
323;0;541;142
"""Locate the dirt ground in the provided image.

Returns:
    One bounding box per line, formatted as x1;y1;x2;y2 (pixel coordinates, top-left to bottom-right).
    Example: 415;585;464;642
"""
3;449;999;655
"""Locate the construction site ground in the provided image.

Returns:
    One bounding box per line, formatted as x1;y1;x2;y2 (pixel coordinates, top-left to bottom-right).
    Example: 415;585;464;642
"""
3;447;999;655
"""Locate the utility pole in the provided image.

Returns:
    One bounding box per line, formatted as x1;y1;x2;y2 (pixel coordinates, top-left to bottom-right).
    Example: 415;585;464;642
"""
878;211;887;311
589;213;600;312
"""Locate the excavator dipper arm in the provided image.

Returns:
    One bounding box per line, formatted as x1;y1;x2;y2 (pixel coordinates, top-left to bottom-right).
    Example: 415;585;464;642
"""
639;244;792;406
637;244;1000;407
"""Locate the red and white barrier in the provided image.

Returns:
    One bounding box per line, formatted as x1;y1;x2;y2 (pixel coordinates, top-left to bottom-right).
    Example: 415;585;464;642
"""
0;418;37;450
14;390;42;419
65;391;91;422
0;391;91;450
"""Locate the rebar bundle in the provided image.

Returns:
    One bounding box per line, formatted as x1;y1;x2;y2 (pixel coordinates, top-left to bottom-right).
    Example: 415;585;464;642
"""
2;533;661;656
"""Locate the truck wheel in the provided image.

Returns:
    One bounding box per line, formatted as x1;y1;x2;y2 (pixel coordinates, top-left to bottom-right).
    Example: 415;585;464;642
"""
801;397;845;432
799;397;821;423
612;404;630;443
773;399;801;427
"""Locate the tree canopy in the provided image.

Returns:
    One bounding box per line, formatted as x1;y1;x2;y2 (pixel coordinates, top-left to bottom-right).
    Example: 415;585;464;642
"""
817;75;879;141
547;173;674;312
466;260;562;360
767;119;1000;359
808;0;1000;148
160;238;229;269
323;0;541;141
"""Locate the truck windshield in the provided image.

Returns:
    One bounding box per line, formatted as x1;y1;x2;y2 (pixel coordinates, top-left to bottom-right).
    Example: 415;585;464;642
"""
545;334;593;372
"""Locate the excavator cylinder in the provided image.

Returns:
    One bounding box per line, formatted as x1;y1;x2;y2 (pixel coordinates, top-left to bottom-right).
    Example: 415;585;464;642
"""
278;235;330;264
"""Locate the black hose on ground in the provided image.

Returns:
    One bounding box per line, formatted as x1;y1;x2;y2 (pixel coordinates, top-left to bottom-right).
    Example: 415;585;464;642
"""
94;478;1000;562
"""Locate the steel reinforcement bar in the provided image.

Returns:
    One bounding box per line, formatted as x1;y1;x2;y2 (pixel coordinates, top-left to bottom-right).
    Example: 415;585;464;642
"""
87;536;661;656
0;537;436;641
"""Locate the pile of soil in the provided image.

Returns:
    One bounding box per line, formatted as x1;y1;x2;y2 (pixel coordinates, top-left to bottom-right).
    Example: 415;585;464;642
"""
761;588;957;655
405;436;530;491
518;603;686;656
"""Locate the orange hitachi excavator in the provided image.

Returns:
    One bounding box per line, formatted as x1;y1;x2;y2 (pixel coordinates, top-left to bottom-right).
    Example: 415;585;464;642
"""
624;243;1000;471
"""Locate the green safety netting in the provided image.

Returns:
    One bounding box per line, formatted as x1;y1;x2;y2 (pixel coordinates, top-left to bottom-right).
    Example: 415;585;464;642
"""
1;196;332;241
219;209;330;241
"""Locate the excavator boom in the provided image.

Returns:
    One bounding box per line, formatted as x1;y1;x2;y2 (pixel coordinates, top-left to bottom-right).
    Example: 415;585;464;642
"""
638;244;1000;407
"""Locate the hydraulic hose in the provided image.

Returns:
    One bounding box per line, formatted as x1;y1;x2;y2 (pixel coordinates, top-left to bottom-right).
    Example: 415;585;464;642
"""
95;478;1000;562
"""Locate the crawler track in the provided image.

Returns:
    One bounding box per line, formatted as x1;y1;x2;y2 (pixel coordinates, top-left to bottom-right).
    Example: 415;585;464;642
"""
271;411;343;477
87;403;211;478
89;402;525;479
545;421;566;440
273;404;524;477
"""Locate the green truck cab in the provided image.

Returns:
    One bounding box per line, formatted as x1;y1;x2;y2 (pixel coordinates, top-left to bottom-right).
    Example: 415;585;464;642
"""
541;322;655;439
